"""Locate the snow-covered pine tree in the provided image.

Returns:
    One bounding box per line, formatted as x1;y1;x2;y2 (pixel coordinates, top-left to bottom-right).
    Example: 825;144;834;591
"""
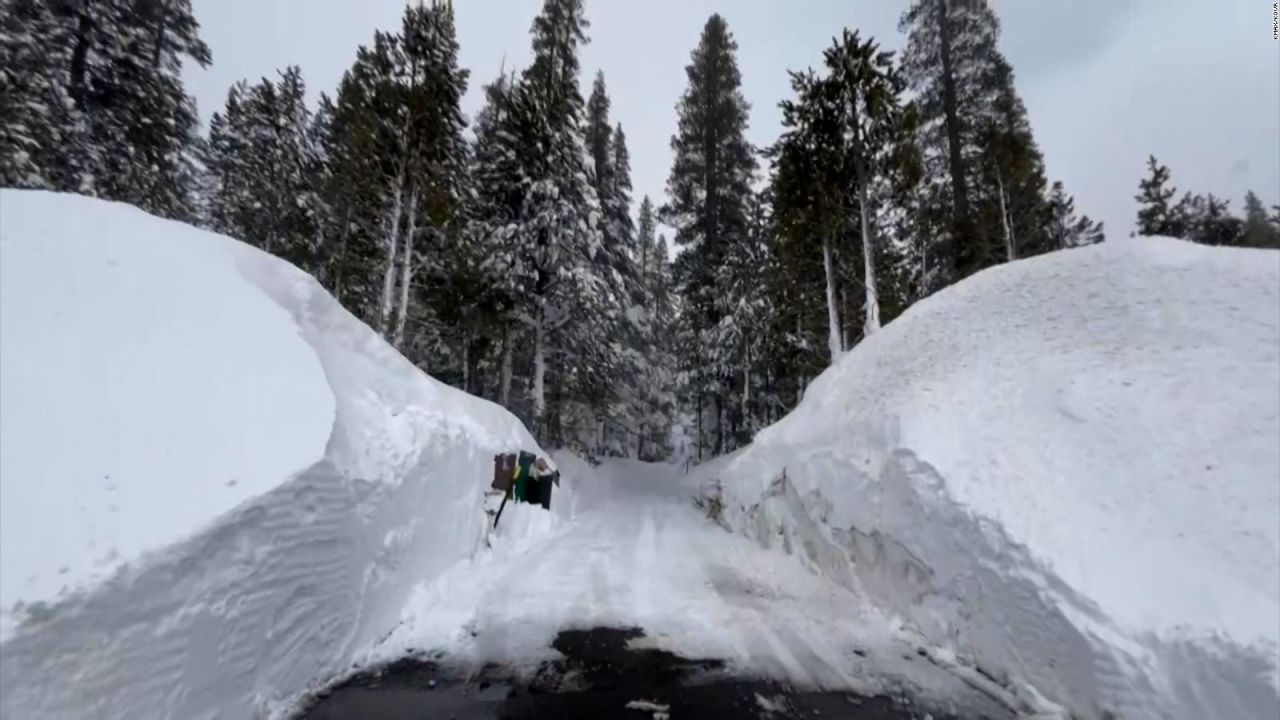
470;71;527;410
579;71;645;455
298;2;471;364
204;81;250;235
506;0;610;446
305;92;341;288
585;72;615;209
636;196;658;290
1;0;210;217
709;189;775;449
662;13;758;458
609;125;638;264
84;0;211;220
393;1;471;357
632;197;678;460
0;0;93;191
604;124;652;456
309;64;387;319
204;68;318;271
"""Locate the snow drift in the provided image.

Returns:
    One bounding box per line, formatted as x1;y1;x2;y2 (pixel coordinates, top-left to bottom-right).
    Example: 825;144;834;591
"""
693;236;1280;719
0;190;554;718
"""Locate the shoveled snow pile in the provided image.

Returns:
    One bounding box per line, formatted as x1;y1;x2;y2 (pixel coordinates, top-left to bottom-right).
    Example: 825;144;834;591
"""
692;236;1280;719
0;194;335;637
0;190;556;719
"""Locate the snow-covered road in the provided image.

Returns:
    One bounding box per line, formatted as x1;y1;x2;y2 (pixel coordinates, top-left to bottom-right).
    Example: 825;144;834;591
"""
354;457;1017;716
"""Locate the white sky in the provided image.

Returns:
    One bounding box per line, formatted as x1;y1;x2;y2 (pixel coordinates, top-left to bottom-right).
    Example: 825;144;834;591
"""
185;0;1279;241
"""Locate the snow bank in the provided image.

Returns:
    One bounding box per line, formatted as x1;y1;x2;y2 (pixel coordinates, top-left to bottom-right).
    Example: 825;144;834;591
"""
694;237;1280;719
0;191;545;719
0;193;334;635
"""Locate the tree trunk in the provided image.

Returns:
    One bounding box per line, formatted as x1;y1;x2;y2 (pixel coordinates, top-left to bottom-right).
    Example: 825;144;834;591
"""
696;391;704;463
849;98;881;336
461;337;470;393
822;236;843;363
936;0;972;272
331;207;352;302
996;165;1016;261
918;217;930;300
857;185;881;336
499;325;513;407
378;179;404;338
795;315;806;405
532;300;547;439
714;393;723;455
69;3;93;108
392;192;419;351
151;0;169;68
640;237;649;299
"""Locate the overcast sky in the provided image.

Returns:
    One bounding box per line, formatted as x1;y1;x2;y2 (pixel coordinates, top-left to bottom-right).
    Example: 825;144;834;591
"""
185;0;1279;241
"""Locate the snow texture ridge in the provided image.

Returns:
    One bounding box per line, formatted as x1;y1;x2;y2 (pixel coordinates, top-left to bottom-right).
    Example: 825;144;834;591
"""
692;236;1280;719
0;190;547;719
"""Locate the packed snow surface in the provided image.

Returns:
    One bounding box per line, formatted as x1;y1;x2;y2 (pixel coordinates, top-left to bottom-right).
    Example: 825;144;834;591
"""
0;191;547;718
0;192;334;636
692;236;1280;719
369;455;1018;716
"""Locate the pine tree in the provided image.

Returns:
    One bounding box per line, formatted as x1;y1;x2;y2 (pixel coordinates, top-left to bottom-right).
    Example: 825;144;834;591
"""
0;0;210;217
772;68;846;363
310;63;387;320
1185;193;1244;247
609;125;637;260
0;0;93;191
470;71;528;410
204;68;319;269
84;0;212;219
662;14;758;458
393;1;471;354
710;189;775;448
771;29;915;373
826;31;914;337
505;0;611;445
899;0;1075;281
639;230;680;460
900;0;999;279
1135;155;1188;238
973;57;1051;262
1045;181;1104;249
294;0;469;365
204;81;250;235
585;72;615;203
306;92;341;289
1241;191;1280;248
